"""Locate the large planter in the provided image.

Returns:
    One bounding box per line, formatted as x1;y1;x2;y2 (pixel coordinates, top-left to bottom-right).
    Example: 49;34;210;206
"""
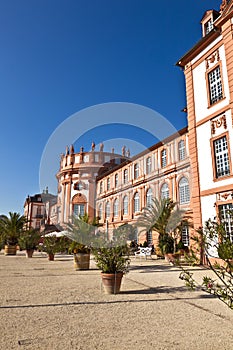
74;252;90;270
26;249;34;258
4;245;17;256
101;272;123;294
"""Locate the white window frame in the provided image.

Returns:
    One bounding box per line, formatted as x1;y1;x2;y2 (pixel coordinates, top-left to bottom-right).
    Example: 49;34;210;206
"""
161;183;169;199
218;203;233;242
178;140;185;161
213;136;230;178
134;192;140;213
146;188;153;206
107;177;110;191
105;202;110;219
208;66;223;105
181;226;189;247
123;195;128;215
146;157;152;174
134;163;139;179
73;204;85;217
161;149;167;168
123;169;128;184
179;177;190;204
113;199;119;217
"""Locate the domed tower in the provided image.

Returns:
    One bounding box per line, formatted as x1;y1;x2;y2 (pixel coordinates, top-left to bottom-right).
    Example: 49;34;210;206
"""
56;142;130;225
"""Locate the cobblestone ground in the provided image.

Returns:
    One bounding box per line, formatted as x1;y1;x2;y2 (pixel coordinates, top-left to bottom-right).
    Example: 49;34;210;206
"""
0;251;233;350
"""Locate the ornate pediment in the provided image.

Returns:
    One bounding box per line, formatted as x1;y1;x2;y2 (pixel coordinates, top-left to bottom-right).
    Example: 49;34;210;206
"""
220;0;233;14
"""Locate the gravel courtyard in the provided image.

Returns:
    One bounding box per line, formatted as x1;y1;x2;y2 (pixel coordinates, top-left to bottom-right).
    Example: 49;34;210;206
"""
0;252;233;350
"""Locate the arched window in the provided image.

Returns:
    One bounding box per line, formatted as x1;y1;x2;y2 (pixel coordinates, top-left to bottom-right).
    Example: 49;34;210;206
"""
113;199;119;217
105;201;110;219
123;195;128;215
115;173;119;187
107;178;110;191
146;188;153;206
99;181;103;194
134;192;140;213
123;169;128;184
179;177;190;204
134;163;139;179
72;194;87;217
98;204;103;219
161;183;169;199
146;157;152;174
161;149;167;167
178;140;186;160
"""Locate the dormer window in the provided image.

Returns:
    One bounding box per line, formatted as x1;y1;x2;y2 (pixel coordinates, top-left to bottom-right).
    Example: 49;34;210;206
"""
205;19;213;35
201;10;220;37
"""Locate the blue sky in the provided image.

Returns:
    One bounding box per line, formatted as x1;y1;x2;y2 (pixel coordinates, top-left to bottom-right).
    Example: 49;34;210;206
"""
0;0;221;215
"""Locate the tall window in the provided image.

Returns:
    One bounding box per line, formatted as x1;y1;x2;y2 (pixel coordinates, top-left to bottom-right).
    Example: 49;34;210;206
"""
99;181;103;194
147;230;153;245
105;202;110;219
98;204;103;219
208;66;223;105
181;226;189;247
161;183;169;199
146;157;152;174
134;163;139;179
36;207;42;216
123;195;128;215
113;199;119;217
134;192;140;213
161;149;167;168
146;188;153;206
213;136;230;178
218;204;233;242
74;204;85;217
123;169;128;184
179;177;190;204
178;140;186;161
107;177;110;191
115;173;119;187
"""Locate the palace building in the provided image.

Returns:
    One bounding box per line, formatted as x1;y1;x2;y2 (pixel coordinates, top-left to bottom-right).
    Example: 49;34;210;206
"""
24;0;233;256
177;0;233;256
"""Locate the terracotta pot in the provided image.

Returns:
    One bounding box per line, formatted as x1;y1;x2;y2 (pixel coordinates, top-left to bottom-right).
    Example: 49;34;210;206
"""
26;249;34;258
74;253;90;270
101;272;123;294
48;253;55;261
4;245;17;256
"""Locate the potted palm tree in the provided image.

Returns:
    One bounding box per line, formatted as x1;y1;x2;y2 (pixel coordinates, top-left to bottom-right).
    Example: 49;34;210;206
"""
65;214;98;270
18;229;41;258
69;241;91;270
0;212;27;255
93;242;130;294
136;198;189;259
40;235;66;261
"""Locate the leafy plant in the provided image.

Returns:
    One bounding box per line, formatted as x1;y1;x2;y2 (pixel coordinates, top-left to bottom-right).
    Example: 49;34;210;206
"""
0;212;27;245
40;235;67;255
65;214;98;250
136;198;190;254
93;243;130;274
179;216;233;310
158;233;174;254
18;229;41;250
68;241;90;254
